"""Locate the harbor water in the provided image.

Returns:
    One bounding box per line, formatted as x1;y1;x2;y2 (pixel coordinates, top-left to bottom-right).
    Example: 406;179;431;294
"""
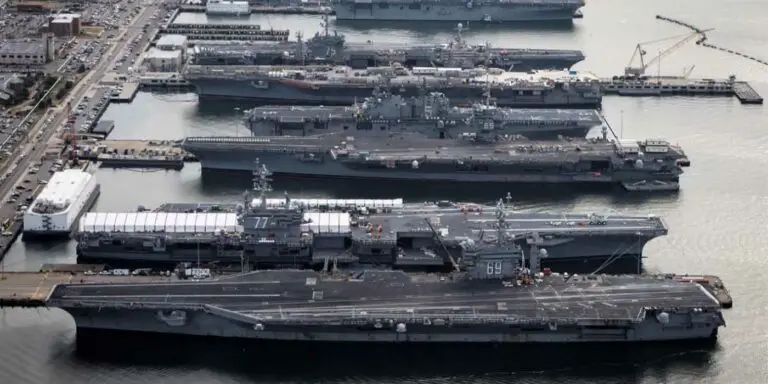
2;0;768;382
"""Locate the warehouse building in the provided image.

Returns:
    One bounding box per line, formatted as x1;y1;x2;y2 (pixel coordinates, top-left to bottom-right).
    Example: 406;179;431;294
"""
0;33;56;65
144;48;183;72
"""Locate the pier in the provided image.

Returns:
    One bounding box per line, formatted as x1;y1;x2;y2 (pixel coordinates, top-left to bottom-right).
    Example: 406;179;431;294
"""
0;271;175;308
162;23;289;42
77;139;194;170
109;82;140;103
138;73;191;88
178;4;333;15
732;82;764;104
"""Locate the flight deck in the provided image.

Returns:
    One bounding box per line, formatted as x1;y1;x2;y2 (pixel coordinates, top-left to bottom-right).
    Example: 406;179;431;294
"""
45;270;726;337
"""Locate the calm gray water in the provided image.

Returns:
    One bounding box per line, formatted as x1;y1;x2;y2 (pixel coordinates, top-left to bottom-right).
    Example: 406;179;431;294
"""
2;0;768;382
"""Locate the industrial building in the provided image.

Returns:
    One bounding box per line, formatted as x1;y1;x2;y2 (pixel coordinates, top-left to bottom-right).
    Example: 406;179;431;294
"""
0;34;56;65
0;73;25;105
144;48;183;72
156;34;188;52
48;14;81;37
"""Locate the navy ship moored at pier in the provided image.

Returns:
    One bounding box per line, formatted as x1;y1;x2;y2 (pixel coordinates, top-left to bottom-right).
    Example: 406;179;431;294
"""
51;199;726;345
244;90;603;140
182;65;602;108
191;21;585;71
75;163;668;274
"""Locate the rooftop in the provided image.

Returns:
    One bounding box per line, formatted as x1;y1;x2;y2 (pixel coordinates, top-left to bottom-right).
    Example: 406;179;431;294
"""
146;47;182;60
51;13;81;23
0;41;44;56
29;170;94;214
156;34;188;47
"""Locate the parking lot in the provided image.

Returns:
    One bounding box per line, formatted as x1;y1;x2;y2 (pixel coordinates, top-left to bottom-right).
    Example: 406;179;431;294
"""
0;1;163;253
66;88;111;134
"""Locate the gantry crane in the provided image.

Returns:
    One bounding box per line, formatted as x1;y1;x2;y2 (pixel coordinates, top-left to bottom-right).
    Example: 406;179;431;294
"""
624;29;713;77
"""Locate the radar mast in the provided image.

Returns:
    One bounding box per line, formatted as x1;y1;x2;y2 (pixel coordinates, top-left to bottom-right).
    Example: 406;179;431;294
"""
252;158;273;209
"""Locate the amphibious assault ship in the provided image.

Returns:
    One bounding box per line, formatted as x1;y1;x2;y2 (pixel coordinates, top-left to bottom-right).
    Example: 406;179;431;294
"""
192;21;585;71
182;64;602;108
244;90;603;139
52;200;726;344
75;162;668;274
330;0;586;23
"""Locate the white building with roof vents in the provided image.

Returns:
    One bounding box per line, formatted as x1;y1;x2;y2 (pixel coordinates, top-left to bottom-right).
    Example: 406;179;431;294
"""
23;169;100;238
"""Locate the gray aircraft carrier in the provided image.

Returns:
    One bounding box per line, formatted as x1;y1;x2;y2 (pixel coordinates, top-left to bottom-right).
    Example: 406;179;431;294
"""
192;21;585;71
181;126;690;192
244;90;603;139
182;64;602;108
75;165;667;274
48;228;727;344
330;0;585;23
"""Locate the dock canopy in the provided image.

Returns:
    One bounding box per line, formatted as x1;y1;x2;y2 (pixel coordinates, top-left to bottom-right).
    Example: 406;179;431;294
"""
79;212;239;233
301;212;351;234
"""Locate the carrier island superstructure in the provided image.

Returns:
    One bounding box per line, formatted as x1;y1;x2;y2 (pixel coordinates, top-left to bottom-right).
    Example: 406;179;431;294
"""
51;197;726;345
75;162;668;274
191;22;586;71
182;65;602;108
330;0;586;23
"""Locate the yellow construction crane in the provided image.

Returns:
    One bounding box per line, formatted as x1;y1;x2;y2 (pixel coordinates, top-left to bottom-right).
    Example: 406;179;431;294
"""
624;29;713;77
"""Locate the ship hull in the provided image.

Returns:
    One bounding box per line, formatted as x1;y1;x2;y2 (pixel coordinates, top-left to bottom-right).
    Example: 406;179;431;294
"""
332;5;581;22
185;149;680;187
247;120;596;140
66;308;718;343
54;270;722;344
196;55;584;72
77;233;650;274
76;252;642;275
188;78;601;108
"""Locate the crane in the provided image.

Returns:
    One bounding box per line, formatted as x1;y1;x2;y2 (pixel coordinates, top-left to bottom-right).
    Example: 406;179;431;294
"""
624;29;713;77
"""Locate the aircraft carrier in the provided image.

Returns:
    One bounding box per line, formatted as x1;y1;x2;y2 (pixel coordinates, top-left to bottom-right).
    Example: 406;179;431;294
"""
49;207;726;344
244;90;603;140
75;164;668;274
181;124;690;192
182;64;602;108
330;0;585;23
192;21;585;71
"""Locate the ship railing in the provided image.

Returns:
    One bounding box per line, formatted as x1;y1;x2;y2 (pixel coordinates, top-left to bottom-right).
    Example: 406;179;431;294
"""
184;136;273;144
183;65;328;80
52;300;207;311
341;156;583;166
251;311;639;326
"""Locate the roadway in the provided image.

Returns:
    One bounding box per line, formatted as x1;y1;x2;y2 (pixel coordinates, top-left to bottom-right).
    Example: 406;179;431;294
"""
0;1;161;258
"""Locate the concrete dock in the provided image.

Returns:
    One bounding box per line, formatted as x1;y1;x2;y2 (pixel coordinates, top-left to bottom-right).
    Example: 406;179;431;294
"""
0;272;176;307
78;139;193;170
596;77;763;105
732;82;764;104
109;82;140;103
178;4;333;15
